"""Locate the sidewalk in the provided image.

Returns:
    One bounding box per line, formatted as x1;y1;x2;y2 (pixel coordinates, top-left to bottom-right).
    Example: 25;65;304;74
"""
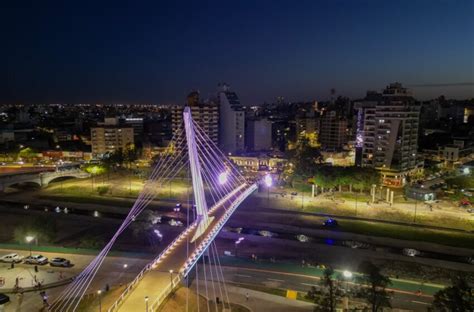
191;281;313;312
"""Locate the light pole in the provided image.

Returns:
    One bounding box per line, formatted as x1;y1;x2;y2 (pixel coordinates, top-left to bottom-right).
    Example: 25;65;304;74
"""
97;290;102;312
25;235;34;257
342;270;352;286
264;174;272;208
355;191;358;216
414;195;418;223
145;296;149;312
169;269;174;287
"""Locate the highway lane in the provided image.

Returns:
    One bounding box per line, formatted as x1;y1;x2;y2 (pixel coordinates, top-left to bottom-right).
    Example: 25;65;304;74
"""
196;265;434;311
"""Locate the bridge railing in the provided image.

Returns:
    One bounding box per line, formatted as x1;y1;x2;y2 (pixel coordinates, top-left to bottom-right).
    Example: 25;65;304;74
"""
149;274;182;311
107;221;198;312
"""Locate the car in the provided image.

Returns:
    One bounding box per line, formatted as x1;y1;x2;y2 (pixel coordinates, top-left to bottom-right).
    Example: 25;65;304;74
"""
24;254;48;265
0;293;10;305
50;257;71;267
0;253;24;263
168;219;183;227
323;218;338;227
258;230;275;237
342;240;370;249
402;248;421;257
296;234;309;242
291;192;298;196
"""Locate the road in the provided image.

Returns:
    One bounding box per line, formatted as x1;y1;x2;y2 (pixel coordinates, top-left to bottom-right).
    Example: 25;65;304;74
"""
185;263;434;312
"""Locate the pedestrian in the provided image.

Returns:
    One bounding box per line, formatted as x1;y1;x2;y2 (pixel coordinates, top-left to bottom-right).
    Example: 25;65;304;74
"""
11;262;14;269
245;292;249;301
34;265;38;273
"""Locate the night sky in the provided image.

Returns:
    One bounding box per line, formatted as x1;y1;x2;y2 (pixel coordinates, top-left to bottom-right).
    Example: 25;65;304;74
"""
1;0;473;105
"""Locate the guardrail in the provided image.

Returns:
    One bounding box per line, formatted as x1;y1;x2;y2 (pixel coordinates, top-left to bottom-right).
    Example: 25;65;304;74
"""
107;221;198;312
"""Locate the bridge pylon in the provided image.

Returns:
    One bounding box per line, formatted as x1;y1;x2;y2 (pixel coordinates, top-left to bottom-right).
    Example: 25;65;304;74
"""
183;106;214;242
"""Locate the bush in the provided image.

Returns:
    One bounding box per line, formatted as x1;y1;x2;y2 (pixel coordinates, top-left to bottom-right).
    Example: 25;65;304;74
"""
97;186;109;195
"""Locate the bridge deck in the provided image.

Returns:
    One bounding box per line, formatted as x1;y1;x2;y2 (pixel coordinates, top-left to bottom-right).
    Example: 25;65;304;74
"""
115;184;256;311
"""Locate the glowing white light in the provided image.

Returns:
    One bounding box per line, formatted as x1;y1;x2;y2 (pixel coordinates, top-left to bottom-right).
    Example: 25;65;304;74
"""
343;270;353;278
218;172;228;185
264;174;273;187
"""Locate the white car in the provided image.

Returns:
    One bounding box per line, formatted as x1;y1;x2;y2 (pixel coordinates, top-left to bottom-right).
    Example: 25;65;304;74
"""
24;254;48;265
402;248;421;257
0;253;24;263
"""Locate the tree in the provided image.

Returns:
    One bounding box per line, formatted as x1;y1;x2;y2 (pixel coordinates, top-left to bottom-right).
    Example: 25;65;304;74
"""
356;261;392;312
432;276;473;312
314;267;342;312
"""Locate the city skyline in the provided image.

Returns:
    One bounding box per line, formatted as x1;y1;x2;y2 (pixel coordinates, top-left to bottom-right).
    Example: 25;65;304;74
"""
1;0;473;105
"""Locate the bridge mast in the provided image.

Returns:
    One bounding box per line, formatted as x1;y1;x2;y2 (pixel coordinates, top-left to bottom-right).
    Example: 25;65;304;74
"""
183;106;214;242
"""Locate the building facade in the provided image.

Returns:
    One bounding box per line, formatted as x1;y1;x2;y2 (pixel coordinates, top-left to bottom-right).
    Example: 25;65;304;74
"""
246;118;273;151
217;84;245;153
319;110;348;151
91;118;134;156
171;91;219;145
355;83;421;187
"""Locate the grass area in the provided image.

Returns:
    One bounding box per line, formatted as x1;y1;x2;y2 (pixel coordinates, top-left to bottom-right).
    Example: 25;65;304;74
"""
339;219;474;249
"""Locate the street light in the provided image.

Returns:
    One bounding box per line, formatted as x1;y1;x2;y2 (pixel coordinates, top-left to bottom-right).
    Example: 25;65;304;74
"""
342;270;353;293
25;235;34;257
123;264;128;269
218;171;228;185
145;296;149;312
342;270;353;279
97;290;102;312
264;174;272;208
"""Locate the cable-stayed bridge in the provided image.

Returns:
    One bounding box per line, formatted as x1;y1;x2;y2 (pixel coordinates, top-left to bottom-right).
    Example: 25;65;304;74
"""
49;107;257;311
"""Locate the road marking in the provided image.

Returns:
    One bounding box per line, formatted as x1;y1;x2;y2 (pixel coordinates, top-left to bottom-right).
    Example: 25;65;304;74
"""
235;274;252;278
301;283;317;287
411;300;430;305
267;278;284;282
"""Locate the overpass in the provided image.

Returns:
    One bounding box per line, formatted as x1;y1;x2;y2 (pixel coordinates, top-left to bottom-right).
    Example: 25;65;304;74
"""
0;168;90;191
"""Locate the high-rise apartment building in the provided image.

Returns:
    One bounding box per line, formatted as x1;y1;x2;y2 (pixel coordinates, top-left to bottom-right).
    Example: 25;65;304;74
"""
91;117;134;156
217;83;245;153
171;91;219;145
355;83;420;187
319;111;348;151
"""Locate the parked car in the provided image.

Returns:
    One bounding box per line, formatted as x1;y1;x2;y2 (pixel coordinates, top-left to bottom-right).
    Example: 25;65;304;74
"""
50;257;71;267
0;293;10;305
0;253;24;263
402;248;421;257
323;218;338;227
24;254;48;265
